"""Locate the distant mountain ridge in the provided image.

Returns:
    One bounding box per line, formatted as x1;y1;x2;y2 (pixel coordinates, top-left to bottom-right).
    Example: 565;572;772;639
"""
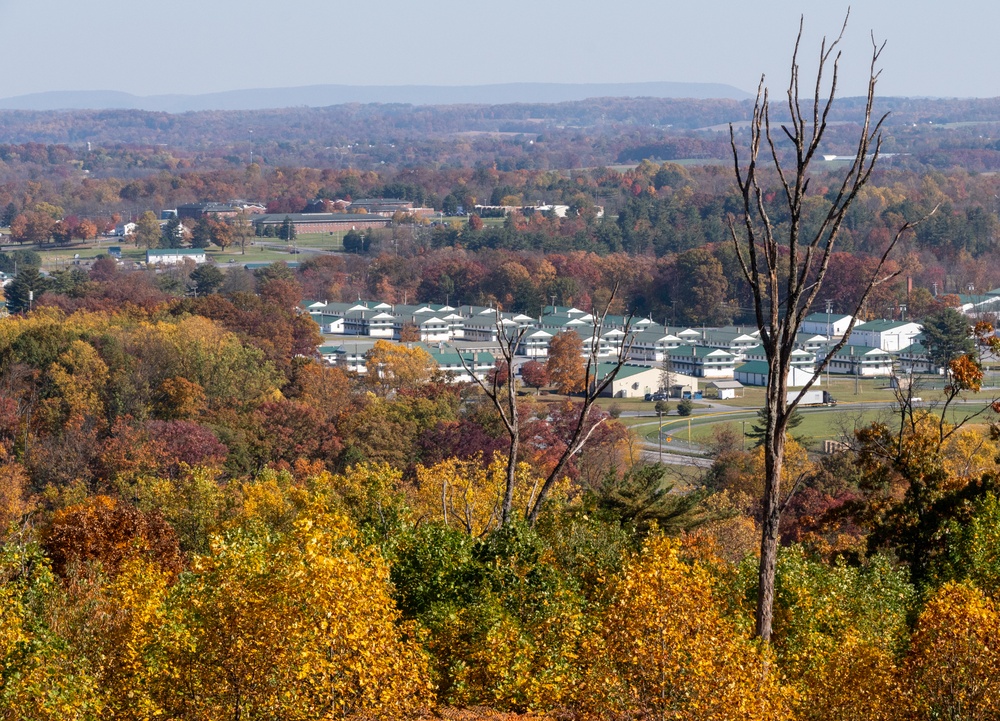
0;82;752;112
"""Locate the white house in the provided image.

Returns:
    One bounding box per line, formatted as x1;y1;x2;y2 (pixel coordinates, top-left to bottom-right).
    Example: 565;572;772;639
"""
666;345;736;379
847;320;922;352
593;364;698;399
802;312;854;339
145;249;207;265
825;345;894;377
628;329;685;363
520;329;553;357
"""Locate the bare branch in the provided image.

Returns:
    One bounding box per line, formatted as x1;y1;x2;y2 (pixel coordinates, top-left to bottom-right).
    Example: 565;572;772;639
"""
525;285;635;525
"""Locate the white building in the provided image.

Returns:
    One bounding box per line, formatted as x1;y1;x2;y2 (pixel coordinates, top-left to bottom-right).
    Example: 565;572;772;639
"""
824;345;894;377
593;364;698;399
145;249;207;265
802;312;854;339
847;320;922;352
735;361;820;387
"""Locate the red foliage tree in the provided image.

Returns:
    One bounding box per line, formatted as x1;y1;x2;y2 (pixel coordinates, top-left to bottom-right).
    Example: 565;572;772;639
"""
146;420;228;474
520;360;550;392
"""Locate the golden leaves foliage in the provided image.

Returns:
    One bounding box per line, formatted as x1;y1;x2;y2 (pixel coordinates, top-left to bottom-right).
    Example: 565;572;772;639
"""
0;544;104;719
907;582;1000;720
796;633;908;721
409;454;542;536
154;506;432;720
586;535;790;720
0;462;31;540
737;438;814;502
766;550;914;721
54;558;170;721
44;340;109;431
365;339;436;395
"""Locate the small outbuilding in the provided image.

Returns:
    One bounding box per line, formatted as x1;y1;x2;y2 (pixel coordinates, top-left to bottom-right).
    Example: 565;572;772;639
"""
708;380;745;400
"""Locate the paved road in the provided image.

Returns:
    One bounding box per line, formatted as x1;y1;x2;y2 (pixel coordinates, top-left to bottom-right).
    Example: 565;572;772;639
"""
635;396;998;466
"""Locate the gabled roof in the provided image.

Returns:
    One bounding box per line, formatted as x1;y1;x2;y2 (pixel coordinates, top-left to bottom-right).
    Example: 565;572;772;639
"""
853;319;920;333
736;360;771;376
593;363;658;381
833;345;892;358
668;345;735;359
804;312;852;323
710;380;745;389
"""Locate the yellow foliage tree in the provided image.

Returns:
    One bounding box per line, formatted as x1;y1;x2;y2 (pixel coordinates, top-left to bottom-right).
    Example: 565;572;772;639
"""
45;340;110;430
0;546;104;719
796;633;910;721
907;582;1000;720
586;535;790;720
736;438;813;502
153;508;431;719
409;453;546;536
56;558;170;720
364;339;435;395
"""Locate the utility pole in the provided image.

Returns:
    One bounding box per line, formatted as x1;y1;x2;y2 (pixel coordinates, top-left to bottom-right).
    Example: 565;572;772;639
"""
742;420;747;451
658;411;663;461
852;345;860;396
825;299;834;392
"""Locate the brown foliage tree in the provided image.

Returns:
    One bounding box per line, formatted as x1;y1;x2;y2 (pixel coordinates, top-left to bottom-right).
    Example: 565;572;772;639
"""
546;331;585;395
42;495;183;578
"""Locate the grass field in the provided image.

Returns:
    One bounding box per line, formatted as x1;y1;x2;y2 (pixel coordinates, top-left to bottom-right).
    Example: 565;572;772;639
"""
642;403;1000;452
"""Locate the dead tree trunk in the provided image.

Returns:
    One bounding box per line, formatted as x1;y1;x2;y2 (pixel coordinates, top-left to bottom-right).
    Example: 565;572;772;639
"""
461;292;635;528
459;318;526;526
525;288;634;525
728;15;923;640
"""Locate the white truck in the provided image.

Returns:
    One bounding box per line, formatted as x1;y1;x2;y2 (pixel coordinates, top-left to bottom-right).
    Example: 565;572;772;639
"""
787;390;836;407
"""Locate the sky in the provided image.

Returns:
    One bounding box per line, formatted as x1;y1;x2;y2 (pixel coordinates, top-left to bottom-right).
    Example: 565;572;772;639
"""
0;0;996;99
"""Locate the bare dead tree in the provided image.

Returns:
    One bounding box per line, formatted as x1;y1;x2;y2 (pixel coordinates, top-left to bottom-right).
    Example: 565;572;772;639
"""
727;15;929;641
458;316;528;526
459;290;636;527
526;289;635;525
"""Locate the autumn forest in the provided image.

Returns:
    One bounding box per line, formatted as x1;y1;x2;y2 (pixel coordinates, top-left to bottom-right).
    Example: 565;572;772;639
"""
2;89;1000;720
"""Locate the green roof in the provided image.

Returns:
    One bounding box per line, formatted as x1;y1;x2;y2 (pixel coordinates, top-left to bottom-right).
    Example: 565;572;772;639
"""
833;345;891;358
853;319;916;332
146;249;205;256
736;360;771;376
668;345;735;359
594;363;657;381
804;312;851;323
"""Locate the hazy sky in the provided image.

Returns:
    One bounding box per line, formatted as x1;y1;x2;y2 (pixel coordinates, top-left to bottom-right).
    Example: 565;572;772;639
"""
0;0;995;99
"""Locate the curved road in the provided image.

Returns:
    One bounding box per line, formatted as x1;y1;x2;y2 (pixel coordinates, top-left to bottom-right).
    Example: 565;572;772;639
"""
630;397;997;468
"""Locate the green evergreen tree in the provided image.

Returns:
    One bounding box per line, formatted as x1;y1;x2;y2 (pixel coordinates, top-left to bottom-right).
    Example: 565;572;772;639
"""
747;406;805;447
922;307;974;369
190;218;213;249
160;218;184;249
6;267;51;313
592;463;711;536
279;216;296;241
189;265;224;296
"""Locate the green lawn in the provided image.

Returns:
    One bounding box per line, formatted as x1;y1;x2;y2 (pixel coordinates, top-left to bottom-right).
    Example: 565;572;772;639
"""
654;403;1000;452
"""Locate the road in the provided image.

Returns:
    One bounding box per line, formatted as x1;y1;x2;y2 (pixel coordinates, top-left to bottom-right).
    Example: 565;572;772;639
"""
632;396;997;467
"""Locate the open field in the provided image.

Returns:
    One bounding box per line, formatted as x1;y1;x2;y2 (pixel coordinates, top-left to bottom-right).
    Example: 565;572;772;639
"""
639;402;1000;452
